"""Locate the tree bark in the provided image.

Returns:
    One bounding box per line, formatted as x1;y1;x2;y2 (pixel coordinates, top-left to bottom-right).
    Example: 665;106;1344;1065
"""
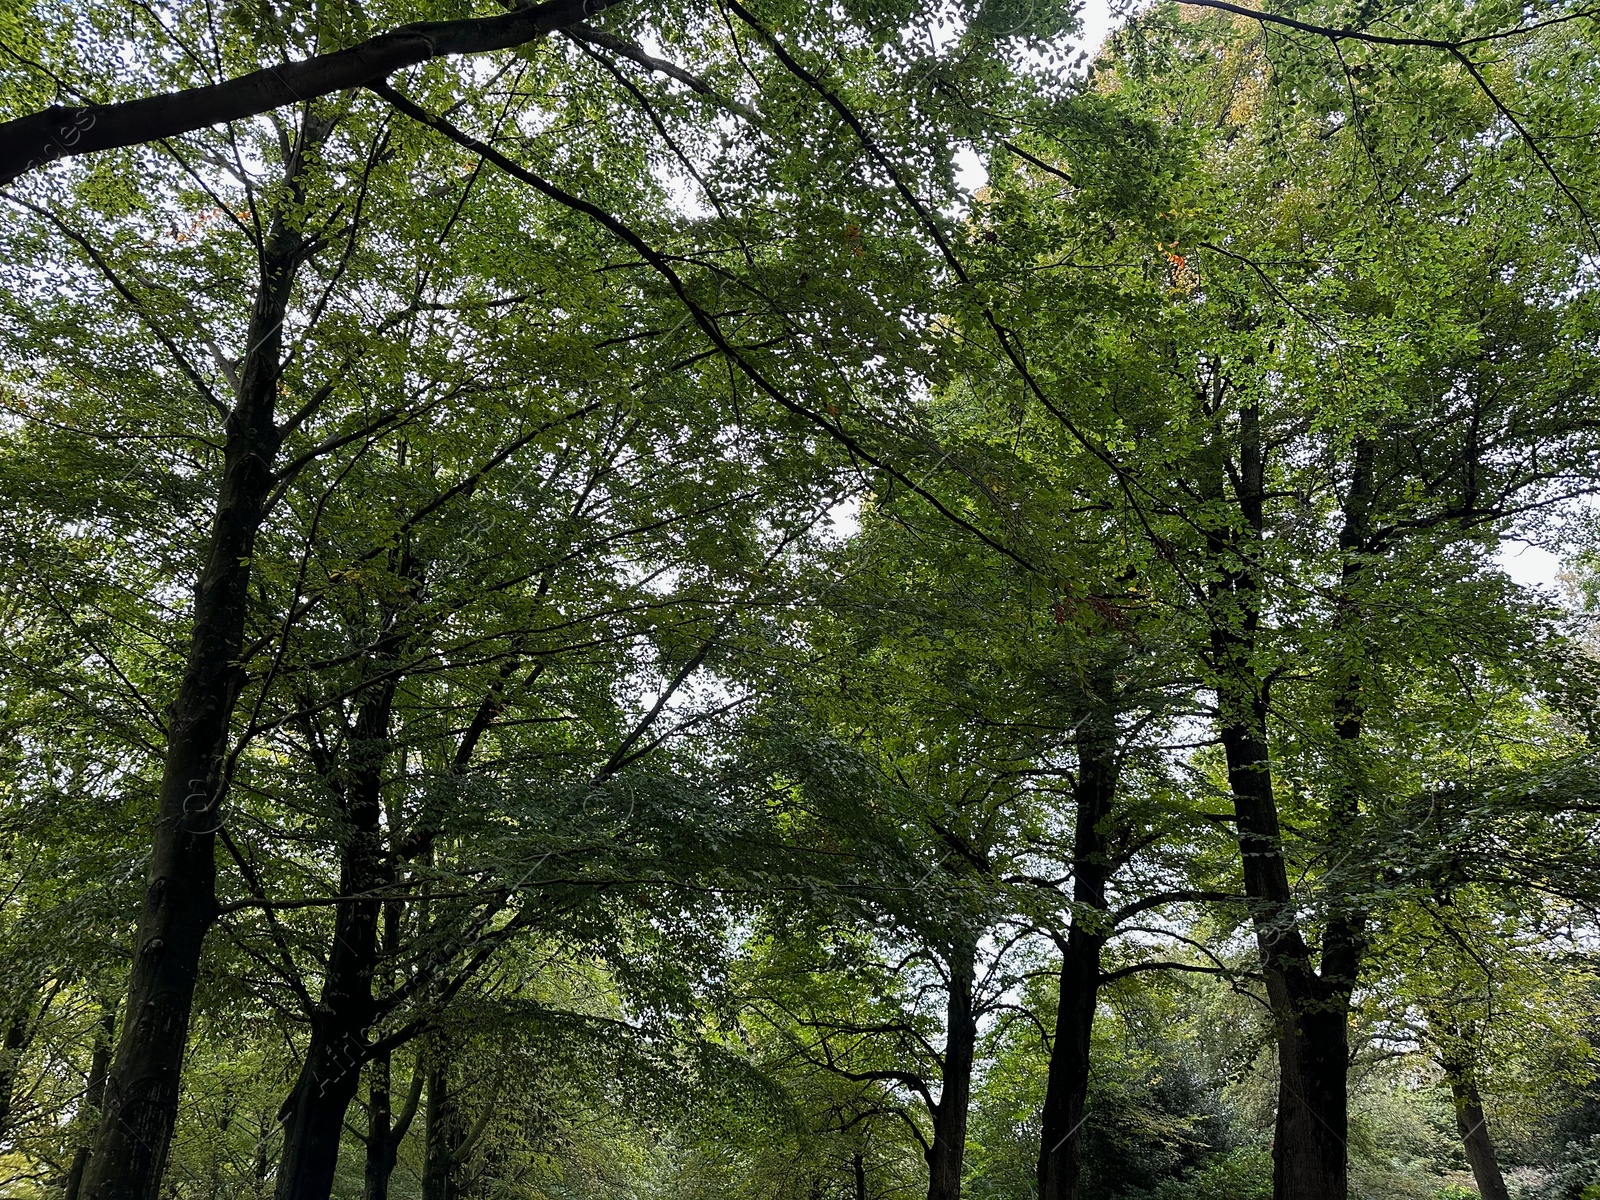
274;674;398;1200
63;1007;117;1200
1261;434;1374;1200
363;899;422;1200
422;1045;466;1200
79;120;325;1200
365;654;479;1200
853;1151;868;1200
1204;396;1352;1200
1436;1027;1511;1200
1037;662;1120;1200
0;1001;33;1144
365;1052;392;1200
364;1049;423;1200
1448;1070;1510;1200
925;937;977;1200
0;0;617;186
1220;703;1349;1200
1319;436;1373;1008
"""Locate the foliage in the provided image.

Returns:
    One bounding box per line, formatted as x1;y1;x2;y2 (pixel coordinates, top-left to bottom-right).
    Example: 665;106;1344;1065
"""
2;1;1600;1200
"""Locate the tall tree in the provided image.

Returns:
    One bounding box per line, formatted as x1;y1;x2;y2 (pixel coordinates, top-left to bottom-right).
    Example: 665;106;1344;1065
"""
957;6;1600;1195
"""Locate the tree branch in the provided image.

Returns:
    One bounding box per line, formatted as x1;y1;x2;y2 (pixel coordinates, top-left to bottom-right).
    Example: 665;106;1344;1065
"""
0;0;621;185
1180;0;1599;52
562;23;762;124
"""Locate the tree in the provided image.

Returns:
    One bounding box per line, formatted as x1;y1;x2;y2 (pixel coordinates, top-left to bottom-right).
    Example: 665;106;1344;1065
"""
954;5;1600;1195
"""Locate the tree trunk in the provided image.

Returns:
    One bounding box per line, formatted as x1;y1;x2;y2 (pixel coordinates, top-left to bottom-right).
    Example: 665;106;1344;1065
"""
1260;435;1374;1200
364;1051;422;1200
275;677;398;1200
925;937;976;1200
364;854;425;1200
1319;435;1373;1011
422;1043;466;1200
1450;1074;1510;1200
63;1007;117;1200
365;1052;392;1200
272;1023;366;1200
0;1001;32;1143
80;118;325;1200
1205;396;1352;1200
1437;1033;1511;1200
1268;989;1349;1200
207;1090;236;1200
1221;704;1349;1200
393;671;507;1200
853;1151;867;1200
1037;662;1119;1200
251;1111;273;1200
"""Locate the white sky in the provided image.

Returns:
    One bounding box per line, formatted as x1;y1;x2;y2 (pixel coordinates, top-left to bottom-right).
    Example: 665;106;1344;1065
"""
1497;538;1567;594
1079;0;1118;55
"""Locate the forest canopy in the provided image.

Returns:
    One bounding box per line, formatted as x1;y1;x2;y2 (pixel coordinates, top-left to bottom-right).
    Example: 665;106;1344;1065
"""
3;2;1600;1200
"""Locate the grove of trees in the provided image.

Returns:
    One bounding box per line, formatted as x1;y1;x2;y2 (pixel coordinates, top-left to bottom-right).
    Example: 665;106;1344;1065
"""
4;1;1600;1199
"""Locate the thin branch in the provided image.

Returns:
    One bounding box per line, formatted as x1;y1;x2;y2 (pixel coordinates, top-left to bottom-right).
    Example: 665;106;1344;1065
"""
562;24;762;124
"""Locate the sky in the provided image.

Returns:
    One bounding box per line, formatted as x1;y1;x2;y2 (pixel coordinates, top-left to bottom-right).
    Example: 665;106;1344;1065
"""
1498;538;1571;595
1078;0;1118;54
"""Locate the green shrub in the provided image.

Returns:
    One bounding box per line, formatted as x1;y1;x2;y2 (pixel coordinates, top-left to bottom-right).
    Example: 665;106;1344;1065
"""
1144;1146;1273;1200
1530;1134;1600;1200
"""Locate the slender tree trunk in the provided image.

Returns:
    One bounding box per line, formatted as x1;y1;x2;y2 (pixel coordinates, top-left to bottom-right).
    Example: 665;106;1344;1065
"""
275;676;399;1200
366;1052;391;1200
80;118;325;1200
1262;435;1375;1200
0;1001;32;1143
251;1112;273;1200
1446;1067;1510;1200
853;1151;867;1200
394;674;508;1200
207;1091;236;1200
365;815;424;1200
1205;397;1350;1200
1220;688;1349;1200
1434;1021;1511;1200
364;898;422;1200
925;937;977;1200
364;1051;422;1200
63;1008;117;1200
1037;661;1120;1200
1320;437;1373;1012
422;1045;465;1200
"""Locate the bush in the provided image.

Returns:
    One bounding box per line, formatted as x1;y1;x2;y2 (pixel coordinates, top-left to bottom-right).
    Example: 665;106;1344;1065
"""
1141;1146;1273;1200
1527;1134;1600;1200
